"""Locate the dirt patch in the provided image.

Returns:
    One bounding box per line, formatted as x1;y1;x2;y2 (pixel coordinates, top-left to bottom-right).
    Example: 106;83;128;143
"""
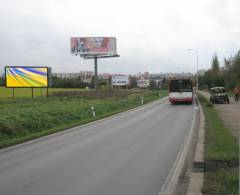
214;101;240;142
51;90;146;99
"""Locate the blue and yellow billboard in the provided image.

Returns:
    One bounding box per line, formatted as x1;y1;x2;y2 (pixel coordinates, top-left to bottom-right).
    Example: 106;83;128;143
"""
5;66;49;88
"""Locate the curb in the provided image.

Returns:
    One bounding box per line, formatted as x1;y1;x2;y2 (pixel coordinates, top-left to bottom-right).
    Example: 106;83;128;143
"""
187;98;205;195
158;96;200;195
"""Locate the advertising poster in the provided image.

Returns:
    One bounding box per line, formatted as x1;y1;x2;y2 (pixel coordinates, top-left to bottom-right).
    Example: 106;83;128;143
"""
112;75;129;86
5;66;48;87
71;37;117;56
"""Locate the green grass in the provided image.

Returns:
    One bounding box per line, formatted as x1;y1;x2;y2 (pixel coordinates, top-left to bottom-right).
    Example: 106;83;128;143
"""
198;94;239;195
0;89;168;149
198;94;238;161
0;87;89;99
202;169;239;195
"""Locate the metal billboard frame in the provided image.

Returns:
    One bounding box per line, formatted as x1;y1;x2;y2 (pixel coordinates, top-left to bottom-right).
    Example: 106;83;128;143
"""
71;37;120;90
5;66;51;98
84;55;120;90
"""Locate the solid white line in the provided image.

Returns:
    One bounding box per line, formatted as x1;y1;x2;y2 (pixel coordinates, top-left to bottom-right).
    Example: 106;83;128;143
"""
158;99;199;195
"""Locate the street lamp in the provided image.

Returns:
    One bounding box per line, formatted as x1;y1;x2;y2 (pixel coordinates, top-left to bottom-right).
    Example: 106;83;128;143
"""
187;48;199;91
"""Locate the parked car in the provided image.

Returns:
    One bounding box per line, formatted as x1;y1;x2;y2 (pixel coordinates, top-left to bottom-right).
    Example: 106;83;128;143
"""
210;87;230;104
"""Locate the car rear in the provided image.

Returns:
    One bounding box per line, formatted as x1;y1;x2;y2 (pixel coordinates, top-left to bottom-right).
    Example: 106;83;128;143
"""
211;87;229;104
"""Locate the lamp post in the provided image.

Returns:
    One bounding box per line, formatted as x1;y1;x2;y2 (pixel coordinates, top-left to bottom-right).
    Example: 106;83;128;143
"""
187;49;199;91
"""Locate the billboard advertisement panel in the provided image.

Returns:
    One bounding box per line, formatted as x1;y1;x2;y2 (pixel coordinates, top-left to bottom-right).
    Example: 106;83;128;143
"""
112;75;129;86
71;37;117;56
5;66;48;88
137;79;150;88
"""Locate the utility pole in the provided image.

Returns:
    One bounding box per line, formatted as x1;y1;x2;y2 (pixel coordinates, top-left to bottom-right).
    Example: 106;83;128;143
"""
94;56;98;90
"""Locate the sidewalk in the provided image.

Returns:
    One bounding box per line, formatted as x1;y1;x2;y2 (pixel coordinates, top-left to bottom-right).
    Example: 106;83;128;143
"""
199;91;239;142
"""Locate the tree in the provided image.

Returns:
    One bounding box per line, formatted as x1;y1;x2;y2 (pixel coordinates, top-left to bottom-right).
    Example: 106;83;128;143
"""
211;54;220;73
204;69;212;89
0;77;4;86
224;58;231;71
129;77;137;88
210;54;224;87
232;51;240;86
198;51;240;90
149;80;157;90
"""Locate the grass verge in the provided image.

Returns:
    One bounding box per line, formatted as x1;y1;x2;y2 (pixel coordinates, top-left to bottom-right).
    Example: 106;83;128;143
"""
0;87;88;99
0;90;168;149
198;94;239;195
198;94;238;161
202;169;238;195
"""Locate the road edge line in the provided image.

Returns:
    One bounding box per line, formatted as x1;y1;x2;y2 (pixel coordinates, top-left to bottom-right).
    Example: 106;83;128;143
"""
158;95;200;195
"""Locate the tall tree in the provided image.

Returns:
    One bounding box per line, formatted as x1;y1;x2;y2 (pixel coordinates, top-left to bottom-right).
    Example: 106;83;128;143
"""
232;51;240;85
198;50;240;90
211;54;220;73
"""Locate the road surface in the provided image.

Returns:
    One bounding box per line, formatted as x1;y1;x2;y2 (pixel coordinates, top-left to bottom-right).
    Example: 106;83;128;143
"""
0;97;195;195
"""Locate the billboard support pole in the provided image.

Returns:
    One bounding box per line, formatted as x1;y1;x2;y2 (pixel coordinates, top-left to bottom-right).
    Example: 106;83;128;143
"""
12;88;15;99
40;88;43;99
94;56;98;90
47;88;49;98
31;88;34;98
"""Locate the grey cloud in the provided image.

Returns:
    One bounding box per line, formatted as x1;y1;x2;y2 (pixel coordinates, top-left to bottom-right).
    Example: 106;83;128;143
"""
0;0;239;74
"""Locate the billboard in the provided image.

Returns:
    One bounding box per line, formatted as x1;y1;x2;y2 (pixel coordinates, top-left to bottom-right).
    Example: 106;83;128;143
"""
71;37;117;56
112;75;129;86
5;66;49;88
137;79;150;88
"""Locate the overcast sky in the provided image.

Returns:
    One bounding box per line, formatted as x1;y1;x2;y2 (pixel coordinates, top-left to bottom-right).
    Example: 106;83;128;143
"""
0;0;239;74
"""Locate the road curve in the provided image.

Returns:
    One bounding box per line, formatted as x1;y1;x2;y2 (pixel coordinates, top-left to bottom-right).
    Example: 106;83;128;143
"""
0;97;195;195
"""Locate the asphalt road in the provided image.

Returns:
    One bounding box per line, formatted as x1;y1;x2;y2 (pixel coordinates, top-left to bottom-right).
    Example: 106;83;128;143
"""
0;97;195;195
